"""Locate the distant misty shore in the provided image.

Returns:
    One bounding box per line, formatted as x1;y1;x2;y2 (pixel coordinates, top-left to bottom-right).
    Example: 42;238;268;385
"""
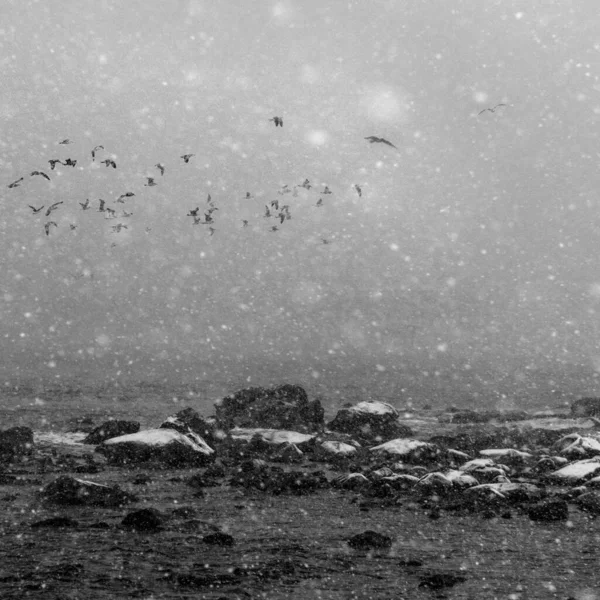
1;352;599;414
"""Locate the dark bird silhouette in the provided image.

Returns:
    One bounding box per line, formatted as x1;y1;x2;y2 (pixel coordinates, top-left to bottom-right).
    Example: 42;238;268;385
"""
91;145;104;161
206;193;213;204
271;199;279;210
203;213;214;224
145;177;157;187
300;179;312;190
269;116;283;127
278;184;291;195
79;199;91;210
270;225;279;232
192;216;203;225
365;136;397;149
264;205;272;218
58;139;72;145
116;192;135;203
31;171;50;181
278;212;286;224
322;186;332;194
45;201;63;216
98;199;106;212
48;159;61;170
181;154;195;163
122;211;133;217
69;224;77;231
8;177;24;188
101;159;116;169
111;223;127;233
63;158;77;167
478;103;507;115
316;198;323;207
208;227;216;236
354;184;362;197
28;205;44;214
321;238;331;245
44;221;58;235
242;220;248;227
155;163;165;176
245;192;254;199
105;208;116;219
187;207;200;217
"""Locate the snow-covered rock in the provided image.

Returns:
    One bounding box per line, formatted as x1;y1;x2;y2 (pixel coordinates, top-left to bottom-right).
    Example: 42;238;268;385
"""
228;427;315;446
320;440;359;456
547;458;600;484
370;438;438;461
97;428;214;467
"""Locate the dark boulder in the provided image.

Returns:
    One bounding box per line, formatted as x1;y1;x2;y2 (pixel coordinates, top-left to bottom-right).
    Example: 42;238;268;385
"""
571;397;600;417
121;507;165;532
203;532;235;546
418;572;466;590
83;420;140;445
327;401;412;443
31;516;79;529
215;384;324;432
0;426;34;458
347;530;392;550
40;475;137;507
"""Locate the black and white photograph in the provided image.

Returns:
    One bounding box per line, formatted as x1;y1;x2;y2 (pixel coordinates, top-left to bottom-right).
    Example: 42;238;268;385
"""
2;1;600;598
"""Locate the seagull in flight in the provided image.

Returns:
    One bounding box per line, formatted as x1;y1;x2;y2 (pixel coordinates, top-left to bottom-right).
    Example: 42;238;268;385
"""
101;159;116;169
300;179;312;190
269;116;283;127
58;139;72;145
45;201;63;216
116;192;135;203
31;171;51;181
98;199;106;212
181;154;195;163
28;205;44;214
155;163;165;176
478;103;507;115
242;220;248;227
48;159;62;170
187;207;200;217
316;198;323;207
111;223;128;233
44;221;58;235
8;177;24;189
322;186;332;195
365;136;398;149
62;158;77;167
145;177;157;187
79;199;91;210
91;145;104;161
354;184;362;197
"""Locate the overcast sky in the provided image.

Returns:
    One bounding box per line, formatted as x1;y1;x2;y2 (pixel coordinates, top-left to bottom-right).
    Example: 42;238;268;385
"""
2;0;600;401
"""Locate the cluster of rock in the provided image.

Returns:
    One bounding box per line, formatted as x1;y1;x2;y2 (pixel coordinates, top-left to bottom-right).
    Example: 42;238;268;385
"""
5;386;600;529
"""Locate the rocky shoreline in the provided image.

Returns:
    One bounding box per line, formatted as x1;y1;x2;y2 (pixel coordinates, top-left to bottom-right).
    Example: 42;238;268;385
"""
2;385;600;598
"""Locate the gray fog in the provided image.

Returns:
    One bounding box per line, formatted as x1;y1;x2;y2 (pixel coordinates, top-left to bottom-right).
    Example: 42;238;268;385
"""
2;0;600;408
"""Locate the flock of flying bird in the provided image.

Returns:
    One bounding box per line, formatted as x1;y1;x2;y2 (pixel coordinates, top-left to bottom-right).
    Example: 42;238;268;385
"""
5;106;507;244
